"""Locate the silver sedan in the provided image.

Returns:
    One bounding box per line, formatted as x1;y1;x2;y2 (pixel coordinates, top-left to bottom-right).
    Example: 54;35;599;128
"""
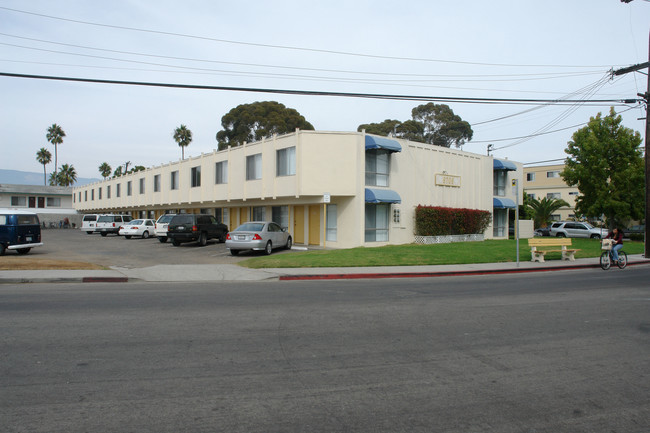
226;221;292;255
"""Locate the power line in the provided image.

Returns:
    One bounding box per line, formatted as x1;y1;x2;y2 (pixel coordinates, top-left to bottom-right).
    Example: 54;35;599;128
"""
0;6;624;69
0;71;637;105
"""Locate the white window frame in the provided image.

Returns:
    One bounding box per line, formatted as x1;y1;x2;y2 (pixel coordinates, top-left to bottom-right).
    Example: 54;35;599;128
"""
365;150;390;187
153;174;160;192
494;171;507;196
276;146;296;177
191;166;201;188
171;171;179;190
326;204;337;241
215;161;228;184
365;203;390;242
246;154;262;180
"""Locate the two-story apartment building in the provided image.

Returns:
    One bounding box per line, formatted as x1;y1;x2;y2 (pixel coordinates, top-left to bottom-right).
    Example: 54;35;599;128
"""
523;164;578;221
72;130;522;248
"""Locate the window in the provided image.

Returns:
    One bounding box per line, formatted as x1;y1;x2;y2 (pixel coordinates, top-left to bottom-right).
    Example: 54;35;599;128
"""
139;178;145;194
11;196;26;207
276;146;296;176
526;172;535;182
365;204;389;242
547;170;561;178
215;161;228;184
569;191;579;196
116;183;121;197
493;209;507;237
493;171;507;196
191;166;201;187
547;192;561;200
154;174;161;192
91;189;94;201
78;192;81;202
527;193;536;200
84;191;88;201
326;204;337;241
246;154;262;180
252;206;266;221
550;214;561;221
98;188;102;200
393;208;400;224
365;150;390;187
171;170;179;190
272;205;289;230
127;181;132;196
46;197;61;207
107;185;111;199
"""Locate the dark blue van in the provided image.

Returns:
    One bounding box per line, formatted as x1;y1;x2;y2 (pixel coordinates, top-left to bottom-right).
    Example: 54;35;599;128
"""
0;210;43;255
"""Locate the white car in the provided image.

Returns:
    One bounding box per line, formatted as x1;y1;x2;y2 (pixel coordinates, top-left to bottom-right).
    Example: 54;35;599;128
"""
549;221;607;239
154;214;176;243
118;219;156;239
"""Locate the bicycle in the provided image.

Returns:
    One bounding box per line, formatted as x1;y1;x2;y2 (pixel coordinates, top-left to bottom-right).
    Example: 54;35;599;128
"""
600;239;627;270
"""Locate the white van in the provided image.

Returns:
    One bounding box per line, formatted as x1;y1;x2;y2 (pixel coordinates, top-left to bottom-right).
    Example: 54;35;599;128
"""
80;214;101;234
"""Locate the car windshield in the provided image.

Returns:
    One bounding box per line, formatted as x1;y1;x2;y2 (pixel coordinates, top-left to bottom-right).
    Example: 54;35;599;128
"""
583;223;595;229
158;215;174;223
235;223;265;232
129;220;143;225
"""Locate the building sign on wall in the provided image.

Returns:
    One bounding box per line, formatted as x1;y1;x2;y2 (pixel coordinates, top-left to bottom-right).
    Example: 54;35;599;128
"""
435;173;461;187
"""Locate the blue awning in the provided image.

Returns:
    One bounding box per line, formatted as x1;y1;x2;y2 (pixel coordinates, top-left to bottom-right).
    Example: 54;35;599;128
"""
365;135;402;153
493;159;517;171
365;188;402;204
493;197;517;209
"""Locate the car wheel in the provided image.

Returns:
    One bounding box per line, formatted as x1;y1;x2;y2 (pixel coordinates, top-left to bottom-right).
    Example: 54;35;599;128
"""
16;248;31;255
556;232;566;237
265;241;273;255
219;232;227;243
100;232;107;237
142;231;150;239
285;236;292;250
158;237;167;243
590;234;601;239
172;239;181;246
198;232;207;246
230;249;240;256
124;235;132;239
0;243;6;256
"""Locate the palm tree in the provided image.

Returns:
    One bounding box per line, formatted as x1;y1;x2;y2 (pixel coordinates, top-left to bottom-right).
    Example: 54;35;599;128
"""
46;124;66;185
173;124;192;160
98;162;112;180
36;147;52;186
56;163;77;187
527;196;570;229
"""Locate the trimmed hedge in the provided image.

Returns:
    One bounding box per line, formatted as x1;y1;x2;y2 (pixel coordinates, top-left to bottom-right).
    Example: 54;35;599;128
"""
415;205;492;236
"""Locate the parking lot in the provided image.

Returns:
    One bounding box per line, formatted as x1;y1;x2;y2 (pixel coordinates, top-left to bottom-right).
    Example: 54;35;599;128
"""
33;228;253;268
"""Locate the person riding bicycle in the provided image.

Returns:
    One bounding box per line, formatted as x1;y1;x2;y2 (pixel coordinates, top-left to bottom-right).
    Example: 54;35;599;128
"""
605;227;624;262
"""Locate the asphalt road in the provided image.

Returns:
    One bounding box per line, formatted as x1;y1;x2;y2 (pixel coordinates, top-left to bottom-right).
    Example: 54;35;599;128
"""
33;227;290;267
2;268;650;432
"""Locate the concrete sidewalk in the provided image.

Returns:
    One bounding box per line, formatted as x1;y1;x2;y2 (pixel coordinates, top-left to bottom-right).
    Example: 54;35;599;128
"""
1;255;648;284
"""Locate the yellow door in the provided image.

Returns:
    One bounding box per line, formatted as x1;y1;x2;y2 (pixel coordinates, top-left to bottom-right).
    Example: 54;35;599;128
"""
294;206;304;244
308;205;320;246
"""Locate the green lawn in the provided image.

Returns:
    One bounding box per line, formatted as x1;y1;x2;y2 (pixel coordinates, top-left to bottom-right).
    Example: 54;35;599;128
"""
240;238;646;269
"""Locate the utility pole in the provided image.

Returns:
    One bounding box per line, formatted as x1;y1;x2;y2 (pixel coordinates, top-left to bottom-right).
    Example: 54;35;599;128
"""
612;30;650;258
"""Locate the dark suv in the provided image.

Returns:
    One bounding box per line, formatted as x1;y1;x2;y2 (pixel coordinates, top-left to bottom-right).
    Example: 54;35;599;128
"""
167;214;228;246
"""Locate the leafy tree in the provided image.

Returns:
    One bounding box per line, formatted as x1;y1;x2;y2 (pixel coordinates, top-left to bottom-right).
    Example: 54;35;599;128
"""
173;124;192;160
216;101;314;150
98;162;112;180
112;162;144;177
50;163;77;186
36;147;52;186
526;196;570;229
357;103;472;148
561;108;644;228
46;124;66;185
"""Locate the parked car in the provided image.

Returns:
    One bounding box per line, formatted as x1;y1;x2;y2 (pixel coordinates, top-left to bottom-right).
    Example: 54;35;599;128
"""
167;214;228;246
626;224;645;235
0;209;43;255
96;214;133;237
549;221;607;239
154;214;176;243
226;221;292;256
118;219;156;239
80;214;101;234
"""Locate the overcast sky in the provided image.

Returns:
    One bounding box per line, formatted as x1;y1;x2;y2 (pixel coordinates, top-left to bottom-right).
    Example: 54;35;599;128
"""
1;0;648;180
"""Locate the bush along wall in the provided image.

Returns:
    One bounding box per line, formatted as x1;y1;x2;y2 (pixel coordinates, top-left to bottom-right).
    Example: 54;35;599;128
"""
415;205;492;236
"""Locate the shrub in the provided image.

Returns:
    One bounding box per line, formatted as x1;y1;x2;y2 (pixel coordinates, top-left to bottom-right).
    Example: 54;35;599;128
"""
415;205;492;236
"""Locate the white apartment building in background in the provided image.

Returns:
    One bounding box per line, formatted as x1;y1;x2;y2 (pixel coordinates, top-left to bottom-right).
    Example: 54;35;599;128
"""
523;163;578;221
72;130;523;248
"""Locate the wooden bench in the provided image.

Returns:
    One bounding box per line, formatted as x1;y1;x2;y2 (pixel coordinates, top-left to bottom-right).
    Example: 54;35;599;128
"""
527;238;580;263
